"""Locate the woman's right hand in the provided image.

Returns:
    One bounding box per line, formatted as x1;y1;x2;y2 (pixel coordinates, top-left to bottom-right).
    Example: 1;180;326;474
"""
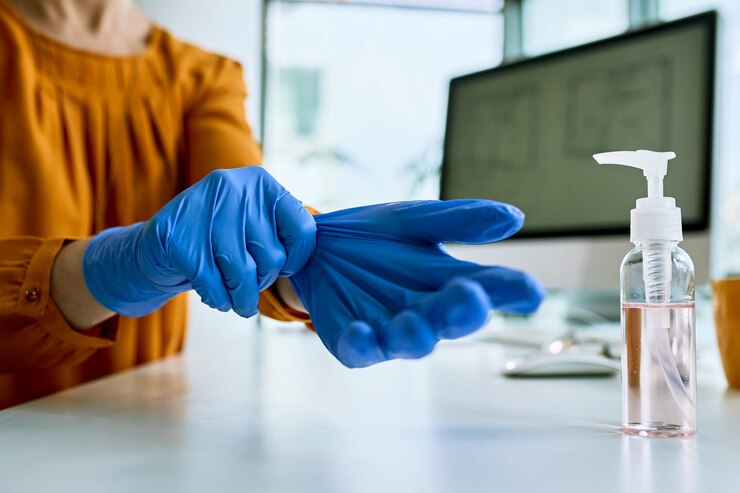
82;166;316;318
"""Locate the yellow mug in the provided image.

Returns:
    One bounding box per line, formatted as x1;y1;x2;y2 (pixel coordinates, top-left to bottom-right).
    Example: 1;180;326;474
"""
712;278;740;388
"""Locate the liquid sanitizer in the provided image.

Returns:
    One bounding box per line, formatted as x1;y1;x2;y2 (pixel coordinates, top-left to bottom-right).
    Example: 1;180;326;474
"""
594;150;696;438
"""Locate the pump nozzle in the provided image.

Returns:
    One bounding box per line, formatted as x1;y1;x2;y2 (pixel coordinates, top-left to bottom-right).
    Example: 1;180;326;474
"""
592;149;682;243
594;150;676;199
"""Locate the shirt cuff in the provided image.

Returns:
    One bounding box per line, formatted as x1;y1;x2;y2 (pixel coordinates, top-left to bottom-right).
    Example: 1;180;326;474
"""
3;237;117;348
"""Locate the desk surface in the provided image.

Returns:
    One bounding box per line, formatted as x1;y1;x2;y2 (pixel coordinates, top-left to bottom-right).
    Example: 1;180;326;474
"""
1;316;738;493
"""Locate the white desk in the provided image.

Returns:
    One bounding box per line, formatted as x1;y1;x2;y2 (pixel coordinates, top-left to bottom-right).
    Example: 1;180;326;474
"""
0;316;738;493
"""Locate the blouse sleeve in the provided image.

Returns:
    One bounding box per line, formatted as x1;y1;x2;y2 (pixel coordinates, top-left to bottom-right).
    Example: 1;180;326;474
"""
0;237;117;373
183;56;311;324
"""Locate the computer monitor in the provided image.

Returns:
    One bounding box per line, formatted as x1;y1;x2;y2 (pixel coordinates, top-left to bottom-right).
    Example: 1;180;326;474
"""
441;12;716;298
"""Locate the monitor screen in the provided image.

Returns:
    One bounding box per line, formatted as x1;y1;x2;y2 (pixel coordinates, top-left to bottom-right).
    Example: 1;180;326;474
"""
441;12;715;238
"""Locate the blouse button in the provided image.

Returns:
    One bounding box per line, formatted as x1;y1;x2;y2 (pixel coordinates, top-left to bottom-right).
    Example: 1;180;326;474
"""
25;288;39;303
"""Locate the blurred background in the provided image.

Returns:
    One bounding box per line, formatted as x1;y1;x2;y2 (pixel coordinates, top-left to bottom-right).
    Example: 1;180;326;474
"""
135;0;740;334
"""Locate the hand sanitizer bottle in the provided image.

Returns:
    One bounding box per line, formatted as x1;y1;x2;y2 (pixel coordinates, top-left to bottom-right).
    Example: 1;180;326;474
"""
594;150;696;438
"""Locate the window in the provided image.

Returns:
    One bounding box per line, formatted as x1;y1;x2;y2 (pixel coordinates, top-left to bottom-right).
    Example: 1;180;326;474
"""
522;0;629;56
660;0;720;18
262;0;503;211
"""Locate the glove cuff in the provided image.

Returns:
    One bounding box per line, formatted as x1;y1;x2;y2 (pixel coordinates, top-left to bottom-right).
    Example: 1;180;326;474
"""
82;223;177;317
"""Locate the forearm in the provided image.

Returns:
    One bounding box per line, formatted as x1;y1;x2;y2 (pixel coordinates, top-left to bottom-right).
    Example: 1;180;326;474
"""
50;238;115;330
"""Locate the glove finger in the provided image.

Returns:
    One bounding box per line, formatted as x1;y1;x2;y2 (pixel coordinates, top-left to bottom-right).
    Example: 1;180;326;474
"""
468;267;546;314
190;270;233;313
333;321;386;368
377;310;437;359
399;200;524;244
316;200;523;245
210;205;261;316
416;277;491;340
245;235;287;291
275;193;317;276
213;249;260;318
230;167;296;289
231;193;287;291
169;233;233;312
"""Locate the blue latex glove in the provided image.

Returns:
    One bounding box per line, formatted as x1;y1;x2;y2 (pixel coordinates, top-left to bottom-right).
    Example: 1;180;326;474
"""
290;200;545;368
83;167;316;317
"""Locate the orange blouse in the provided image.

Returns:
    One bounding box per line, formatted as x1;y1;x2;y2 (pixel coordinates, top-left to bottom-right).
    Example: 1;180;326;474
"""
0;2;308;409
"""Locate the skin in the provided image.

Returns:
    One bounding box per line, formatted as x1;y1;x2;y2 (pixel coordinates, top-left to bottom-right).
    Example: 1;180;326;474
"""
15;0;306;330
7;0;151;55
50;238;114;330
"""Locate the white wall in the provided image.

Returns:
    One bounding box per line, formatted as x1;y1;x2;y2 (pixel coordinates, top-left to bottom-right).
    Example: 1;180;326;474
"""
137;0;263;138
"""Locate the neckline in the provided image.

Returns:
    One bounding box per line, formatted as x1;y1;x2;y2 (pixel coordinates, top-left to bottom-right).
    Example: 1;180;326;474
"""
0;0;162;62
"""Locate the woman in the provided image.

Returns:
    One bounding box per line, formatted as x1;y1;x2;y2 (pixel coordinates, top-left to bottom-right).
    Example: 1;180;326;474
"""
0;0;543;409
0;0;317;408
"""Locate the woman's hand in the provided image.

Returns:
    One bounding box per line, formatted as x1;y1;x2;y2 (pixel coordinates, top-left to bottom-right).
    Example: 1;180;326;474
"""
289;200;545;368
82;167;316;318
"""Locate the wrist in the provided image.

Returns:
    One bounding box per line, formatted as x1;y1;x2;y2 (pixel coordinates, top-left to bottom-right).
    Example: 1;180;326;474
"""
51;238;115;330
274;277;307;314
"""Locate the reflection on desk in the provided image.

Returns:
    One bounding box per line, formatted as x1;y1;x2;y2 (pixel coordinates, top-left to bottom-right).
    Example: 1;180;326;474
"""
0;317;737;493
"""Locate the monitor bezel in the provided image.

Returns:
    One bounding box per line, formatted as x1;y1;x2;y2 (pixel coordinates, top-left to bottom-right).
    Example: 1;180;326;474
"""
440;11;717;240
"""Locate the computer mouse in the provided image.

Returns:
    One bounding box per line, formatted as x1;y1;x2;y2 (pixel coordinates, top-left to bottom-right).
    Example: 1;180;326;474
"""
501;352;620;377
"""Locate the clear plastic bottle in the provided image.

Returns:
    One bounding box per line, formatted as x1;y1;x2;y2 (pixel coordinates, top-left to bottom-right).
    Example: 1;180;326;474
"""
594;150;697;438
621;240;696;437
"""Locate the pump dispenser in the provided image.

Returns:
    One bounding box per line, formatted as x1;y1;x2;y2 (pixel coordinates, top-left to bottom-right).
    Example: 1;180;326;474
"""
594;150;696;438
594;150;683;304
